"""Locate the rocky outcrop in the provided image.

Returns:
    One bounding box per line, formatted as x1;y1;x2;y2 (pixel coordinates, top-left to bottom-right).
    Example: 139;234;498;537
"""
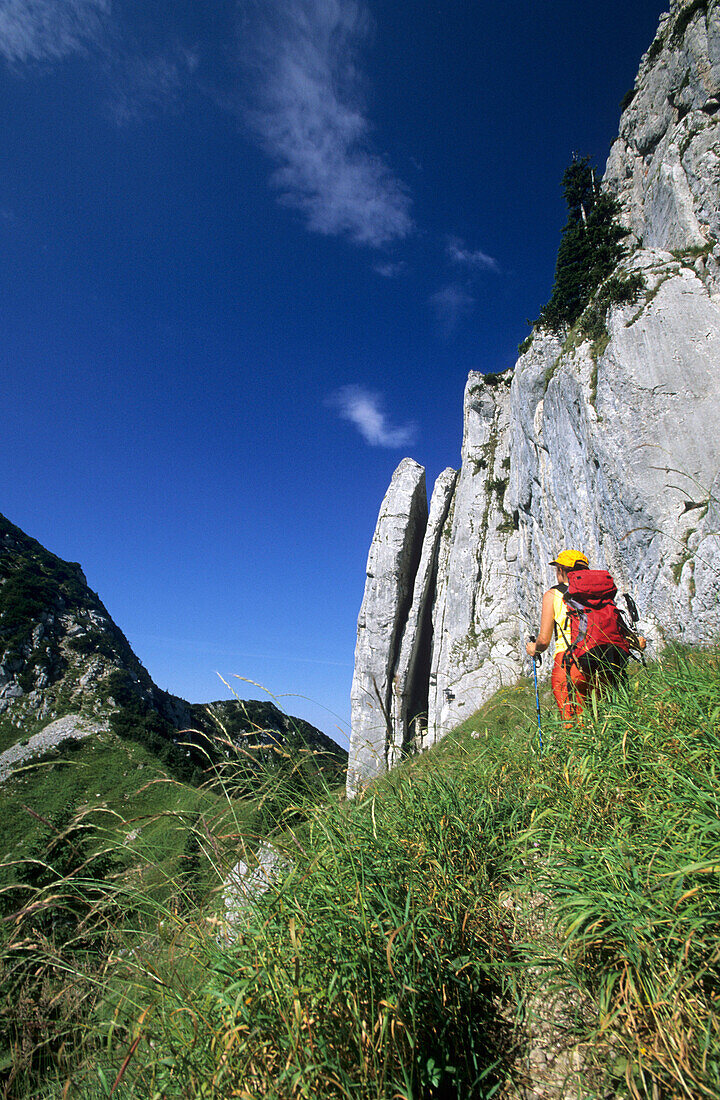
348;0;720;795
427;374;522;742
606;0;720;261
347;459;427;796
222;843;287;938
509;254;720;647
0;512;169;729
0;713;108;784
390;467;457;762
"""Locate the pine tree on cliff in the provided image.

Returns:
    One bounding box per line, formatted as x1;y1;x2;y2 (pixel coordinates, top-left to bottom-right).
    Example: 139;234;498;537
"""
537;156;631;333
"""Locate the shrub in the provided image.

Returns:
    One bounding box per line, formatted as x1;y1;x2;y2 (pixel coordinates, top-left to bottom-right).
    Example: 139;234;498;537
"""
620;87;636;112
575;271;645;348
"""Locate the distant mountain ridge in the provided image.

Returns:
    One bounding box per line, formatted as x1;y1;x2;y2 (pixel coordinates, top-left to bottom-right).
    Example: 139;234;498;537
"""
0;513;183;724
0;512;346;779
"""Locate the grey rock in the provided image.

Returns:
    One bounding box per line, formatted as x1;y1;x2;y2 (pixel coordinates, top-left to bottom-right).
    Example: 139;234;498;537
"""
0;713;108;784
347;459;427;796
511;260;720;652
78;659;104;691
427;372;521;743
605;0;720;266
222;843;287;938
390;467;458;764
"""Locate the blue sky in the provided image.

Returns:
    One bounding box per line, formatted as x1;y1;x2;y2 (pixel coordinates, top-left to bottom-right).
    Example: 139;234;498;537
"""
2;0;666;746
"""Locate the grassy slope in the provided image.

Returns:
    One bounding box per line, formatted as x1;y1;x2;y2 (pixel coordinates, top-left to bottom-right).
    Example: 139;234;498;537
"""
3;649;720;1099
0;734;251;877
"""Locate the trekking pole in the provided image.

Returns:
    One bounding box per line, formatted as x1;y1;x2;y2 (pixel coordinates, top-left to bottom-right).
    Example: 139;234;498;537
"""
624;594;647;667
529;635;543;754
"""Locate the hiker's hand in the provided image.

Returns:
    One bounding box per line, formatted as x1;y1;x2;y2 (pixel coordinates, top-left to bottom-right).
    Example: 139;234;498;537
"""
526;640;536;657
637;636;647;651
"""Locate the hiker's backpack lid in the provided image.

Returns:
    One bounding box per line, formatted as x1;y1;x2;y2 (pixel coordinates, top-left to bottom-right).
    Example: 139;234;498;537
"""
566;569;617;606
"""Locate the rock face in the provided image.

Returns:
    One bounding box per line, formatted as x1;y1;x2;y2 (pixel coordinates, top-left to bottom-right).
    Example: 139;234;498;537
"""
605;0;720;260
427;375;521;742
347;459;427;796
391;467;457;760
347;0;720;795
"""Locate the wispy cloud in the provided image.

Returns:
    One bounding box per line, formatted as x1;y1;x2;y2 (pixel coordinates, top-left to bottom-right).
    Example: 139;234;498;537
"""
238;0;413;248
0;0;110;64
328;385;417;448
446;235;498;272
0;2;196;124
430;284;475;335
105;46;199;125
373;260;407;278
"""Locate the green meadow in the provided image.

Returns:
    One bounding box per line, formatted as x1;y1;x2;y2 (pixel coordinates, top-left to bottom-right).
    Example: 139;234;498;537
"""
2;648;719;1099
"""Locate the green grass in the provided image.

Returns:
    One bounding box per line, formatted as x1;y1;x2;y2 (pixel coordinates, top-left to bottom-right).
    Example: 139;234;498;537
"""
2;650;720;1098
0;735;234;870
515;652;720;1097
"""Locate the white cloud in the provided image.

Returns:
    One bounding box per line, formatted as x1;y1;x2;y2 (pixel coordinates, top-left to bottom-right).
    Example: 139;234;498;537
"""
373;260;407;278
328;385;417;448
446;235;498;272
0;0;110;64
239;0;413;248
430;284;475;334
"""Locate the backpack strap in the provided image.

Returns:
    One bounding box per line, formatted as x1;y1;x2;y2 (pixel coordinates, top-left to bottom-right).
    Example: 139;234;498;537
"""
556;617;572;650
551;583;570;646
562;595;587;669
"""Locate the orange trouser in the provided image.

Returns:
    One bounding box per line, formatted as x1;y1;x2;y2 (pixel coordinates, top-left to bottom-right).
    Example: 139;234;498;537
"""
552;651;624;724
551;651;591;723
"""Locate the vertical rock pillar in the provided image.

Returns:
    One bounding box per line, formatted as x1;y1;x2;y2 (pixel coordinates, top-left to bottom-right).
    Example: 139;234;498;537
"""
347;459;427;797
427;372;521;742
390;467;458;765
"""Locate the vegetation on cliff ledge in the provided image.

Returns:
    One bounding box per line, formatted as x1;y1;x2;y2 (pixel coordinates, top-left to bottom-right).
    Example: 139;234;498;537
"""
534;156;643;337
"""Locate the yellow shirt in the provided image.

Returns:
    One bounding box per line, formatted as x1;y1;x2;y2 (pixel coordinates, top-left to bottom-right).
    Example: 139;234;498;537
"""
552;586;571;658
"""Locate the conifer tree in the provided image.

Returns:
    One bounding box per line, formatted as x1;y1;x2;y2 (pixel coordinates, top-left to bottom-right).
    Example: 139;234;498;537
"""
537;156;631;333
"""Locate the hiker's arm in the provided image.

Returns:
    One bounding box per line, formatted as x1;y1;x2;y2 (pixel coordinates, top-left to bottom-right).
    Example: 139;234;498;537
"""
526;590;555;656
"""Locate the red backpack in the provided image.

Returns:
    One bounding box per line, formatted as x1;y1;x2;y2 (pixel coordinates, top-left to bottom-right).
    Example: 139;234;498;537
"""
563;569;631;664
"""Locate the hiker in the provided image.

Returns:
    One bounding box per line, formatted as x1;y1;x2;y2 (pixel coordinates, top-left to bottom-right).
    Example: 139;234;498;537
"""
526;550;646;721
526;550;588;722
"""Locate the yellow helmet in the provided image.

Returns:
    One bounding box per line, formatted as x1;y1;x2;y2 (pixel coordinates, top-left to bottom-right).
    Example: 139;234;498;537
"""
550;549;589;569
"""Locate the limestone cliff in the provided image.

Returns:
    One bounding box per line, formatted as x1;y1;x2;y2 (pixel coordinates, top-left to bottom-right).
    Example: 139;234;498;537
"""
348;0;720;794
347;460;427;794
